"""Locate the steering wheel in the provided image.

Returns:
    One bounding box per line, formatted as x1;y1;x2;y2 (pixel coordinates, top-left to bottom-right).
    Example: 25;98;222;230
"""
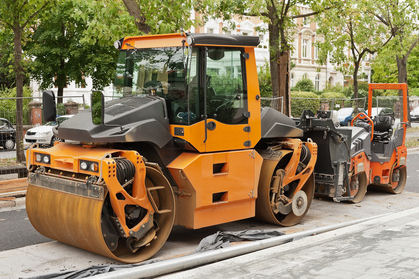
215;94;240;113
351;112;374;141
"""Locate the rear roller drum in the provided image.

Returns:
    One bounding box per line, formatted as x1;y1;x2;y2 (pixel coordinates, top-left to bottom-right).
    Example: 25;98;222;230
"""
256;166;315;227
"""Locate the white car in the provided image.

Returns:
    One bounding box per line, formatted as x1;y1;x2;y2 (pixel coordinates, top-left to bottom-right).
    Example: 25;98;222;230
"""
24;115;73;146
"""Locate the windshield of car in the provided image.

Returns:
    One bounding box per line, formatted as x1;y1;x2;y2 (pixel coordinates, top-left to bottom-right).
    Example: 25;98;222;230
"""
0;119;8;129
56;116;70;125
337;108;353;121
44;121;57;126
411;107;419;114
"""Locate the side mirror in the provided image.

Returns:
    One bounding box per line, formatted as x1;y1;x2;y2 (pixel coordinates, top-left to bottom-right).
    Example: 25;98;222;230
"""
42;90;56;122
91;91;105;125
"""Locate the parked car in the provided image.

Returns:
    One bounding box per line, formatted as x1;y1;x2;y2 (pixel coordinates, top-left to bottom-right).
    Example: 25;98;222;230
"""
24;115;73;146
410;107;419;122
337;107;354;126
0;118;16;150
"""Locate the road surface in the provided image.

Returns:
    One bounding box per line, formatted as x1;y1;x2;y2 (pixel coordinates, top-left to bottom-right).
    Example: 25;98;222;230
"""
0;151;418;253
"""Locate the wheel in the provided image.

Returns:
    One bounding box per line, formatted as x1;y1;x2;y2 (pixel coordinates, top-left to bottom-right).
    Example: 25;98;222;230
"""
386;166;407;194
256;163;315;227
50;136;61;146
347;172;368;203
3;139;15;150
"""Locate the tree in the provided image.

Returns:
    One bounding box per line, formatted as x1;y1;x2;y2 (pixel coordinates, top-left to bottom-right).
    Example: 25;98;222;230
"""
121;0;195;34
0;0;51;162
372;43;419;88
0;28;17;88
371;0;418;84
28;0;137;103
197;0;335;116
293;78;314;92
316;1;393;101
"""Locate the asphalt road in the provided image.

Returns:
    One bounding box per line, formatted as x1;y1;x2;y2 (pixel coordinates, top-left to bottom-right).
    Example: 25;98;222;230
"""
0;152;418;252
0;208;50;251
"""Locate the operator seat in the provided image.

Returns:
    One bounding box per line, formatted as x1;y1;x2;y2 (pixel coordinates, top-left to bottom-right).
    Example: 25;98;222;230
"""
373;115;394;142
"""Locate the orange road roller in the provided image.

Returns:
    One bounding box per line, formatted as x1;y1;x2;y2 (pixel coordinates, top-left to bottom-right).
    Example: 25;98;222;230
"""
26;33;317;263
296;83;408;203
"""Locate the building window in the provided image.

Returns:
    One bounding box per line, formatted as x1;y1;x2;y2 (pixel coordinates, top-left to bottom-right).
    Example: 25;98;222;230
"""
302;39;309;58
302;73;308;80
303;17;310;26
291;73;294;87
314;45;319;59
315;74;320;91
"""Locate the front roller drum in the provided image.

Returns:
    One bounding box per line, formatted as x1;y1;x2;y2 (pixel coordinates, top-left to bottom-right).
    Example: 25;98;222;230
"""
26;166;175;263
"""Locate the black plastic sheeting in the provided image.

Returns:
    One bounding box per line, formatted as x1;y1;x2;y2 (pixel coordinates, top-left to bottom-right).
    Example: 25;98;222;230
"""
25;229;284;279
195;229;285;252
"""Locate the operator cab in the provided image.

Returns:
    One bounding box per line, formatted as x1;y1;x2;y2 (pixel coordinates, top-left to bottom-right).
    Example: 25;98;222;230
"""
112;33;262;152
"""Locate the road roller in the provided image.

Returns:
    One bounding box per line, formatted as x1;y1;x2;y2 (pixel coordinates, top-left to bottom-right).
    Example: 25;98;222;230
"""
26;33;317;263
295;83;409;203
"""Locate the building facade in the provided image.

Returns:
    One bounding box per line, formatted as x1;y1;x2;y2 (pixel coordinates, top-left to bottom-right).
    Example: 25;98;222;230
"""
31;10;372;101
192;10;372;92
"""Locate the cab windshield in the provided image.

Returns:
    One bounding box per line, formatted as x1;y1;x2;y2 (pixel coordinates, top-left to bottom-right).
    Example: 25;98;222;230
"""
114;47;186;124
113;46;247;126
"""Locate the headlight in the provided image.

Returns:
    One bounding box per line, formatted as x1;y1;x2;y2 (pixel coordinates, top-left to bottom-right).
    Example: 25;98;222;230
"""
35;153;50;164
80;161;88;170
80;160;99;172
35;153;42;162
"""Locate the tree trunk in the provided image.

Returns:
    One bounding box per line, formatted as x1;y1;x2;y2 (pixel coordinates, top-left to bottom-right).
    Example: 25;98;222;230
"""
278;51;290;116
122;0;150;33
13;25;25;163
57;87;64;105
353;61;360;110
268;22;280;103
396;56;408;84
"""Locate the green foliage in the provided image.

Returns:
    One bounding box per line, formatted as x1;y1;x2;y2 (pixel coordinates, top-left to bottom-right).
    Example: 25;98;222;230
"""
320;92;346;99
56;103;66;116
0;29;16;88
326;84;344;93
258;63;272;97
293;78;314;92
291;91;320;117
0;86;32;124
409;88;419;97
91;92;103;125
372;42;419;88
316;0;392;97
28;0;137;92
130;0;195;34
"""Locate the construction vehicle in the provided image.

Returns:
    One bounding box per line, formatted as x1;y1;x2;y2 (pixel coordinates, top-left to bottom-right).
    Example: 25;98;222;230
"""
25;33;317;263
296;83;408;202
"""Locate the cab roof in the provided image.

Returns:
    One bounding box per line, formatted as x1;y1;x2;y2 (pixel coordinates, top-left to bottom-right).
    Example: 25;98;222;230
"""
120;33;260;49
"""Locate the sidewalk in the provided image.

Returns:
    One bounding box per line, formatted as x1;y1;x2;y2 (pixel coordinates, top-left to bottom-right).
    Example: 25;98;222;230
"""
160;207;419;279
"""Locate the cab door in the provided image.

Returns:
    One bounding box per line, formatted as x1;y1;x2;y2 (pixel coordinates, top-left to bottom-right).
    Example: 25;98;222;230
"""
203;47;250;152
